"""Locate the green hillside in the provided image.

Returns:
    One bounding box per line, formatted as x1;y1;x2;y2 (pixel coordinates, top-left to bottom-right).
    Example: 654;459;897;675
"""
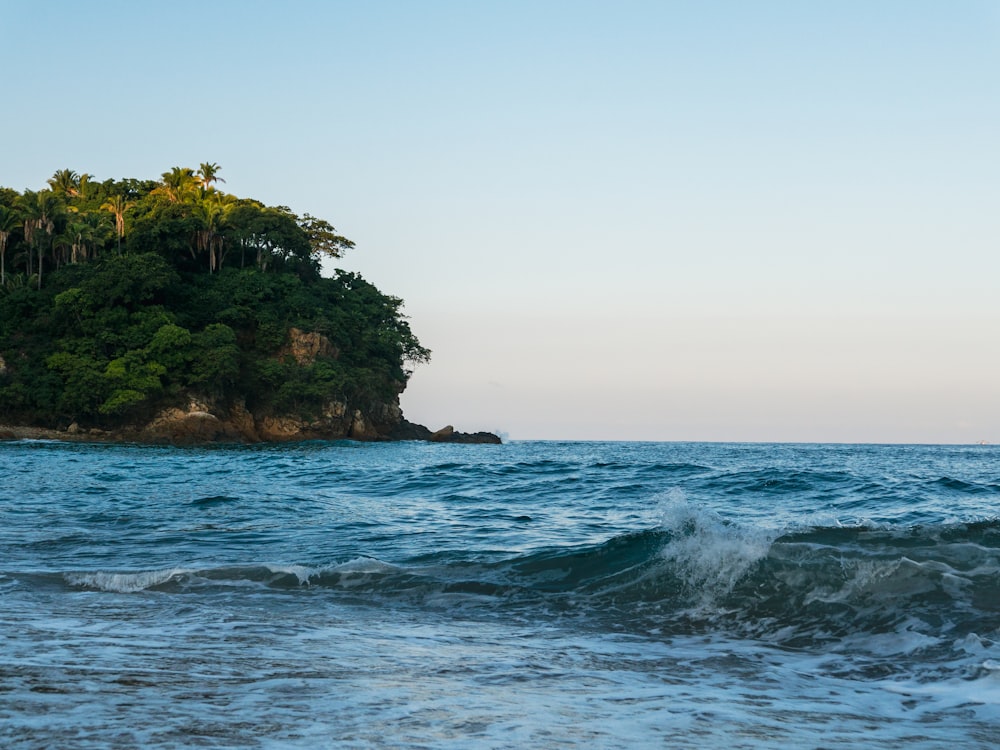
0;166;429;435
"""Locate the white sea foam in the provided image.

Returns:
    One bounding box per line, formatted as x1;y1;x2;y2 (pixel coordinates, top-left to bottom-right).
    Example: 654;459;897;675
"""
61;561;404;594
64;568;189;593
655;493;777;607
955;632;995;654
262;564;317;585
836;621;943;656
329;556;399;574
882;673;1000;710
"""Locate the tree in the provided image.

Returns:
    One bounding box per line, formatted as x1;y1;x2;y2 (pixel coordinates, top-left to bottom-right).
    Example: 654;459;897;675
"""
193;199;227;273
100;353;166;415
154;167;198;203
189;323;240;393
224;202;310;272
45;351;110;417
76;173;95;201
77;253;179;311
64;218;100;264
300;214;355;260
0;205;19;285
101;194;133;253
197;162;225;190
53;228;74;268
18;190;63;288
47;169;80;196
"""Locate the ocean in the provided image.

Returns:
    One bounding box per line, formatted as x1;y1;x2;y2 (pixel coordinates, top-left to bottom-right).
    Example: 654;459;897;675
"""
1;439;998;748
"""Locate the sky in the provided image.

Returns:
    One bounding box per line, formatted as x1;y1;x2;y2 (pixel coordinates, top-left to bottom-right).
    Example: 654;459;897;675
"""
2;0;998;443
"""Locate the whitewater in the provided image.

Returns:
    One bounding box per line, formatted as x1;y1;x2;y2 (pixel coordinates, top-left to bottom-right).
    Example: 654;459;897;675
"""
1;439;998;748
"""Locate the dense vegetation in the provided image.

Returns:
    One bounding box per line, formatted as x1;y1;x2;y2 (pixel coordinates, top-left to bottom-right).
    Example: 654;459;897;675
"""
0;165;429;429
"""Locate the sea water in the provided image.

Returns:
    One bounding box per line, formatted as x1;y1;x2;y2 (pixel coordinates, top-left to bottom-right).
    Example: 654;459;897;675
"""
1;440;998;748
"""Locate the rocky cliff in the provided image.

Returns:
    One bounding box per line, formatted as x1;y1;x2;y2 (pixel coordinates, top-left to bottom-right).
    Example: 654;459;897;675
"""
0;397;500;445
137;394;405;444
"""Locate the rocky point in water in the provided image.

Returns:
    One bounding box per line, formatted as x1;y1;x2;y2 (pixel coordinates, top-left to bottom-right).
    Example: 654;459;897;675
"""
0;166;502;446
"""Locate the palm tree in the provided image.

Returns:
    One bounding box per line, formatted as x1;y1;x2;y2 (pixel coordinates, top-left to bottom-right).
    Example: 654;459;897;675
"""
197;162;225;190
53;229;74;267
0;205;19;285
100;194;133;253
76;173;95;200
154;167;198;203
47;169;81;196
193;199;227;272
65;219;98;264
18;190;62;288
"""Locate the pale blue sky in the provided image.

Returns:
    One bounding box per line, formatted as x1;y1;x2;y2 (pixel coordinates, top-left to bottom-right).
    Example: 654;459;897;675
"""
3;1;998;442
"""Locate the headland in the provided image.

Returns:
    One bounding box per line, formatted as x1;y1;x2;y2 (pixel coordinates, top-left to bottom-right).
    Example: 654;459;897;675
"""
0;166;499;445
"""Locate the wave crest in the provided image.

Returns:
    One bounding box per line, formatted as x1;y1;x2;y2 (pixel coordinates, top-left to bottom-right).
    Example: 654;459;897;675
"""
656;496;777;607
65;568;190;593
53;514;1000;654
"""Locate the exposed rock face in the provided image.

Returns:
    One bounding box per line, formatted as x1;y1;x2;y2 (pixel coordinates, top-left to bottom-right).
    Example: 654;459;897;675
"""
132;394;414;445
278;328;339;365
227;401;259;440
430;425;455;442
348;410;379;440
142;399;248;445
132;402;501;445
323;401;347;420
0;354;6;376
365;401;403;434
258;415;310;442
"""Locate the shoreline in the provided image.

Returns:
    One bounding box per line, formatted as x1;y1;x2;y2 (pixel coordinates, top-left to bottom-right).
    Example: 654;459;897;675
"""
0;421;502;446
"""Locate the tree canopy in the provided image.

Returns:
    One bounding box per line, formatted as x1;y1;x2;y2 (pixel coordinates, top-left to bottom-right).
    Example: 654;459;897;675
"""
0;166;429;429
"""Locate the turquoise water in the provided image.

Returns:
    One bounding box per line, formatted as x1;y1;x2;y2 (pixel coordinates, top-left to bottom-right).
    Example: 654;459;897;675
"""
2;440;999;748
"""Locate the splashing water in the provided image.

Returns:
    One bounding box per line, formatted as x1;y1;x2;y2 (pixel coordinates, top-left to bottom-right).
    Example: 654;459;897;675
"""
657;492;778;608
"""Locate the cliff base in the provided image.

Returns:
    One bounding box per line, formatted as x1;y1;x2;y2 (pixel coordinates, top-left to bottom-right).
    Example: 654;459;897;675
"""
0;402;501;446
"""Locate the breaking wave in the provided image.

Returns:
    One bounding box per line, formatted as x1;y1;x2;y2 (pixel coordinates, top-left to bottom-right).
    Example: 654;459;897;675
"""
54;505;1000;668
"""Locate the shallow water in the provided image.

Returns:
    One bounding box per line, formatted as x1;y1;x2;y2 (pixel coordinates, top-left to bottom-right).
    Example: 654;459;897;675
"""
2;440;999;747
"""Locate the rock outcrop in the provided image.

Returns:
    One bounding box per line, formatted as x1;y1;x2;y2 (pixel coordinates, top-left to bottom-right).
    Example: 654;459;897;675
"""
87;394;502;446
0;408;502;446
389;420;502;444
277;328;339;366
430;425;455;442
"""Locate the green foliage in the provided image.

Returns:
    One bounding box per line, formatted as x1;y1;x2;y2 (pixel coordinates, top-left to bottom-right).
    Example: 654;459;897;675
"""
147;324;193;371
45;351;109;415
100;354;166;415
189;324;240;393
57;253;180;313
0;166;429;429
